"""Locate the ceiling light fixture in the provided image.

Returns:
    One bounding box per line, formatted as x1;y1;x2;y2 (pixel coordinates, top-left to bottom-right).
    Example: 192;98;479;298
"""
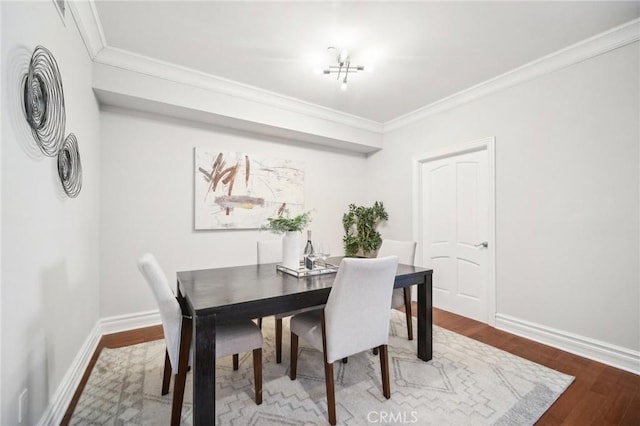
323;47;365;91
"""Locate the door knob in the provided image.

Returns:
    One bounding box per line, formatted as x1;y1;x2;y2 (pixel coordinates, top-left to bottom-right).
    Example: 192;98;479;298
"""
475;241;488;248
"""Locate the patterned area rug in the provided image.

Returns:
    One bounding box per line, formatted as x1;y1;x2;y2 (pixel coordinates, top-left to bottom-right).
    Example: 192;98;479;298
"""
71;311;573;425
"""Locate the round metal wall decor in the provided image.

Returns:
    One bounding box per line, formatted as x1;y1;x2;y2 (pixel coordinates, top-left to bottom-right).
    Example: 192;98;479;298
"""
57;133;82;198
23;45;66;157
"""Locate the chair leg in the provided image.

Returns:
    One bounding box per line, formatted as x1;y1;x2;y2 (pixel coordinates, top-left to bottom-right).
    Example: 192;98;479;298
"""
342;357;348;364
379;345;391;399
233;353;239;371
257;317;263;329
171;316;192;426
324;360;337;426
290;332;298;380
373;347;379;355
162;349;172;395
404;287;414;340
320;311;337;425
253;348;262;405
276;317;283;363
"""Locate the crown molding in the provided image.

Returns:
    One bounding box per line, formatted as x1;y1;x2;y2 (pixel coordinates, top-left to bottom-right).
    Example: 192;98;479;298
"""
93;46;383;134
69;0;381;134
68;0;106;59
69;1;637;135
384;18;640;132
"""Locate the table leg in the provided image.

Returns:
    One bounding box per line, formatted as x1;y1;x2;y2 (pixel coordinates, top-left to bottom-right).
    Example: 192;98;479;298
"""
416;272;433;361
194;313;216;425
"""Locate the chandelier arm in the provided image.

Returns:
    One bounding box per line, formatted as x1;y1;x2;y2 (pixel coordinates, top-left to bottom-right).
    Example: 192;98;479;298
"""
321;47;365;89
326;66;363;73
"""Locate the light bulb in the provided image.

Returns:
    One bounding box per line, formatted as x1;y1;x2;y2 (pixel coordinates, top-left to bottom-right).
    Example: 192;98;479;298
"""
340;82;348;91
338;49;350;64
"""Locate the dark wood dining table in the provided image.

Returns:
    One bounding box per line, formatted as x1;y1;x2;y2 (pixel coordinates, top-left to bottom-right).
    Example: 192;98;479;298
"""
176;257;433;425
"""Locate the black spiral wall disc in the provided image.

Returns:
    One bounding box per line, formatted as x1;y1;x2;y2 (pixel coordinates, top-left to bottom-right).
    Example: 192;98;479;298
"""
24;45;66;157
58;133;82;198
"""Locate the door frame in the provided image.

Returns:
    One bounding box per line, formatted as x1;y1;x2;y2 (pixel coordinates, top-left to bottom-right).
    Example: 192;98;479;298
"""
412;136;496;326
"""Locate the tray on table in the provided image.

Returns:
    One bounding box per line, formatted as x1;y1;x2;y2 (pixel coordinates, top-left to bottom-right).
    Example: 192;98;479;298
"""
276;262;339;278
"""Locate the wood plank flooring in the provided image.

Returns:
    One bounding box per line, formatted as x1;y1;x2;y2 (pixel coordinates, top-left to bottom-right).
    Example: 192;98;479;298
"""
60;325;164;425
432;307;640;425
62;306;640;425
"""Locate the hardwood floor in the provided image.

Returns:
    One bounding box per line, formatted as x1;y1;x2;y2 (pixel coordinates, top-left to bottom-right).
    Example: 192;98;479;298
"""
431;307;640;425
62;307;640;425
60;325;164;425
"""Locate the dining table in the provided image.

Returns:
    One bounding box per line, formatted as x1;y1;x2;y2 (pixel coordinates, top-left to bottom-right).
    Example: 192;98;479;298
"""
176;257;433;425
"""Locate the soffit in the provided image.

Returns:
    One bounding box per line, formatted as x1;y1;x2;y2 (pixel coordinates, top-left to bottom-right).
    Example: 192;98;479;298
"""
93;1;640;123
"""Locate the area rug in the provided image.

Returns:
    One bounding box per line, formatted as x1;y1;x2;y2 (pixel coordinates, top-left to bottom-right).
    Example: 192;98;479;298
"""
70;311;573;425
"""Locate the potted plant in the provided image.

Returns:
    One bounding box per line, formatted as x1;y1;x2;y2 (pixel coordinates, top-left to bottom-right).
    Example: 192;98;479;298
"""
265;210;311;270
342;201;388;257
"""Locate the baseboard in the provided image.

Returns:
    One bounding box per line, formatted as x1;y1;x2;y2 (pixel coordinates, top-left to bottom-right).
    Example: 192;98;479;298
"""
99;309;161;335
37;310;162;425
37;321;102;426
39;309;638;424
495;313;640;375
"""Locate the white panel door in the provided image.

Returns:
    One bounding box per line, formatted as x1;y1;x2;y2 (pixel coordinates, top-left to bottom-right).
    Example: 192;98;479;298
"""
421;149;489;322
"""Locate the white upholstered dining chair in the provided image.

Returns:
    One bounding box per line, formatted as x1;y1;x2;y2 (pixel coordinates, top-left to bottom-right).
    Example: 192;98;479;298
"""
256;240;322;363
137;253;263;426
378;239;417;341
289;256;399;425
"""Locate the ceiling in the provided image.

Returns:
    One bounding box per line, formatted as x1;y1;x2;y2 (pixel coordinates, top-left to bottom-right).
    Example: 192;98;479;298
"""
93;1;639;123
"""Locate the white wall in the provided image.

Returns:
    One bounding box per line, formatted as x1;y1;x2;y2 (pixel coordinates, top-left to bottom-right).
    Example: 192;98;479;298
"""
99;108;368;318
1;2;101;424
368;43;639;353
1;7;636;423
0;2;4;419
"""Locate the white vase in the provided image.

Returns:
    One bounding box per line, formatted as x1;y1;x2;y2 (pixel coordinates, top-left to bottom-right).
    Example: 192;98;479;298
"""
282;231;300;270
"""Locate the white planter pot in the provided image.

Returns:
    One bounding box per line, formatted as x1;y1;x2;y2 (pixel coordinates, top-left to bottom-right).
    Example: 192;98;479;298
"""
282;231;300;270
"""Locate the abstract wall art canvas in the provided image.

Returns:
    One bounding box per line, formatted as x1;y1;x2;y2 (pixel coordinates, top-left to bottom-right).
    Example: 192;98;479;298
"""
194;149;305;229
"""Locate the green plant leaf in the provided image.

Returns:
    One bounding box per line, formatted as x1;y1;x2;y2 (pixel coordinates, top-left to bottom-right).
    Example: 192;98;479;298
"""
341;201;388;256
264;210;312;234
